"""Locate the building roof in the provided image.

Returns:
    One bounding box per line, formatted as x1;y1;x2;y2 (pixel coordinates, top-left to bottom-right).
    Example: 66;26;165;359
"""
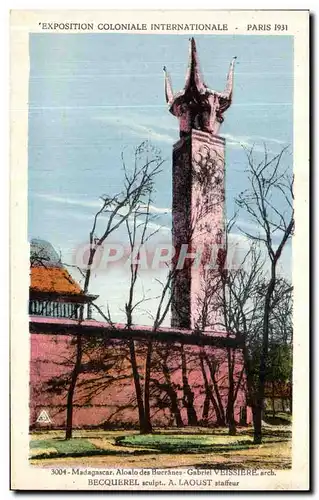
30;266;83;295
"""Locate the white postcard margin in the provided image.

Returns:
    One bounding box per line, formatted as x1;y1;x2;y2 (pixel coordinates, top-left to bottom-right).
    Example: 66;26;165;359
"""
10;9;309;491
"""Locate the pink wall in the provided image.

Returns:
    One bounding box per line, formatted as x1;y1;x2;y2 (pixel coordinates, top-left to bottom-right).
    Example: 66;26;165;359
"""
30;332;251;429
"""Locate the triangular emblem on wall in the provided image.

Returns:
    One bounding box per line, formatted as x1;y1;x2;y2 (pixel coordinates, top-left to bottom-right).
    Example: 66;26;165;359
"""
36;410;51;423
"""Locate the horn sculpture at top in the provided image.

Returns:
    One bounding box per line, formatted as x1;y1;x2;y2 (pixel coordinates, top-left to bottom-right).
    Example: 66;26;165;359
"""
164;38;236;137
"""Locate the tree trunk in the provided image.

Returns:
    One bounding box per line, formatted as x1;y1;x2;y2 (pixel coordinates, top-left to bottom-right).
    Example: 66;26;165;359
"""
289;388;293;414
167;385;184;427
128;339;150;434
227;410;237;435
252;403;262;444
272;382;276;418
162;359;184;427
210;393;225;426
199;353;210;424
199;351;226;426
202;393;210;423
226;347;236;435
143;340;153;434
65;250;95;440
181;345;198;426
65;333;82;440
255;268;276;444
204;355;226;425
226;397;236;435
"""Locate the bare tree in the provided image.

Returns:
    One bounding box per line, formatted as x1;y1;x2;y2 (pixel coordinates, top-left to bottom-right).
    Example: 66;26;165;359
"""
235;145;294;444
213;240;265;432
204;144;293;441
143;268;174;432
264;278;293;417
65;141;164;439
149;343;184;427
123;177;174;433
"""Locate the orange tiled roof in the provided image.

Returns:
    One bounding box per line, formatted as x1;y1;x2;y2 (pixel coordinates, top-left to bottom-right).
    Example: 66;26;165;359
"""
30;266;83;295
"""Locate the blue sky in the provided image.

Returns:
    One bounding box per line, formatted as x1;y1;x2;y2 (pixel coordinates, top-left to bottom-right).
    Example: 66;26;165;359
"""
28;34;293;323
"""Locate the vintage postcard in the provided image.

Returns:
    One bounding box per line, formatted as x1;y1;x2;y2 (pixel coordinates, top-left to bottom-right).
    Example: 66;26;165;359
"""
10;10;309;491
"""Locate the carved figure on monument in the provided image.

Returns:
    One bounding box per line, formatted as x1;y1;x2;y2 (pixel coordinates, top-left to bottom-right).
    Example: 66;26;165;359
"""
164;37;236;137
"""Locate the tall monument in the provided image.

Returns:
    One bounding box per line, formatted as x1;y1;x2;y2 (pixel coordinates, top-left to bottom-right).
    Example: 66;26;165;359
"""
164;38;236;330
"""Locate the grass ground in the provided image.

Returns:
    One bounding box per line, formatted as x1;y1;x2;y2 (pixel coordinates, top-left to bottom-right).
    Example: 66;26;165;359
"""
264;412;293;426
30;425;291;469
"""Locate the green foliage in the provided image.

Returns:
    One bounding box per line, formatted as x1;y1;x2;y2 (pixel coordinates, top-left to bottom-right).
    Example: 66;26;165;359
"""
264;413;292;426
266;343;292;383
30;438;98;455
30;427;292;461
116;434;254;453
